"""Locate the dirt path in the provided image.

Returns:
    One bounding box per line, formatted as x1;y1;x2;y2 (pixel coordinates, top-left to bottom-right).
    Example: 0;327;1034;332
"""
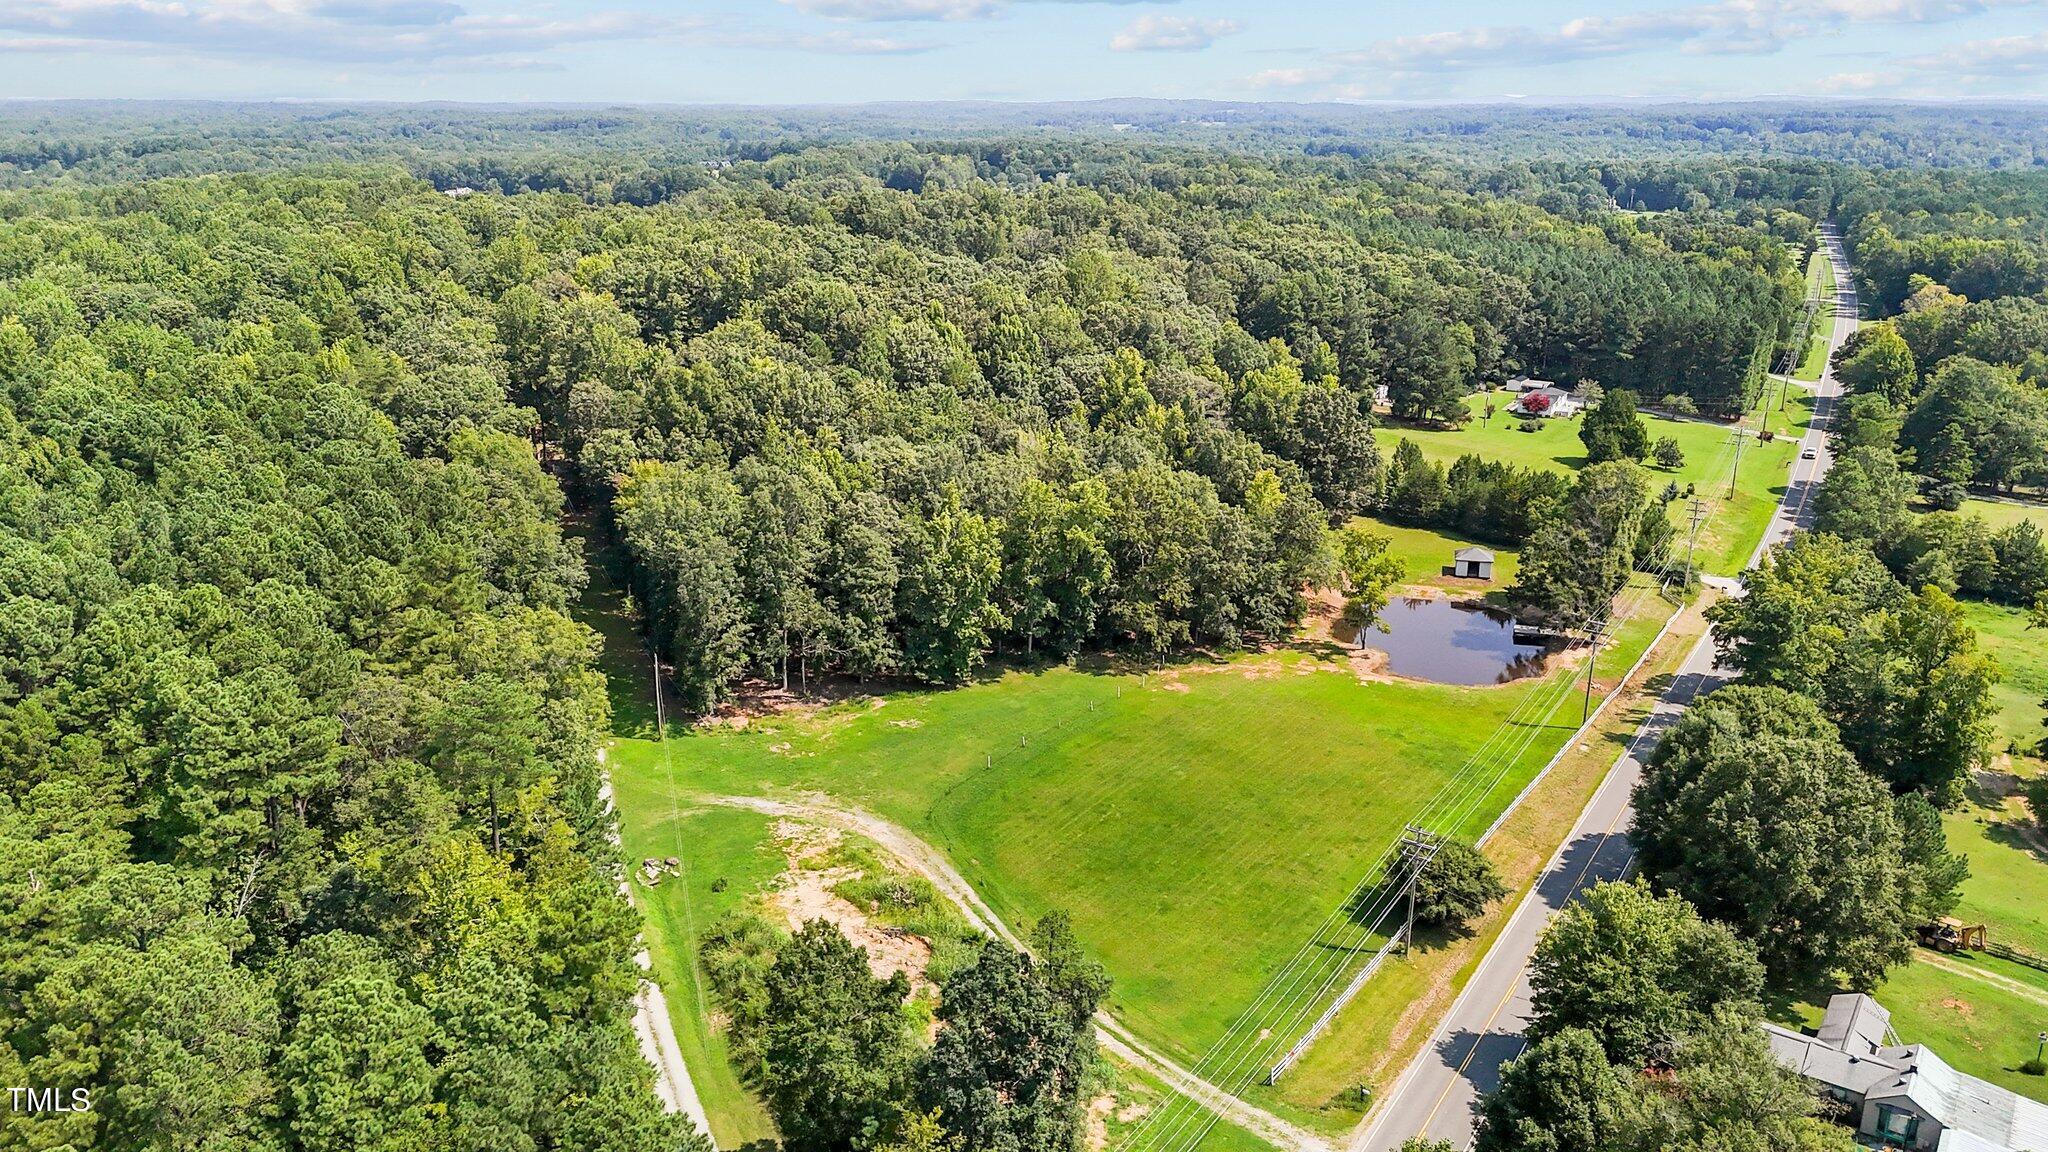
694;793;1333;1152
599;753;714;1141
1918;952;2048;1009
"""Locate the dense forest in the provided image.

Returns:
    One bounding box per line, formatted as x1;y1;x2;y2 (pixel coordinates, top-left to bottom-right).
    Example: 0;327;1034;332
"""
0;175;694;1150
479;146;1794;705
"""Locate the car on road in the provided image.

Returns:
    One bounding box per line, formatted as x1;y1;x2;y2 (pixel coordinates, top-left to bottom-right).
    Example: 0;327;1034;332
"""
1801;447;1817;459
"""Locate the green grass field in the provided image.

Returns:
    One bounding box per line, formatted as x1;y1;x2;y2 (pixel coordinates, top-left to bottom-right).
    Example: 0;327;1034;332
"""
612;659;1561;1064
1793;248;1838;382
1939;599;2048;960
605;588;1674;1080
1959;497;2048;536
1760;379;1818;442
1946;799;2048;960
1358;517;1520;597
622;802;785;1147
1960;599;2048;756
1372;390;1797;576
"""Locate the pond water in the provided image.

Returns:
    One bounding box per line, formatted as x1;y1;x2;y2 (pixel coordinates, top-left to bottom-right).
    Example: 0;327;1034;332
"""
1356;597;1558;685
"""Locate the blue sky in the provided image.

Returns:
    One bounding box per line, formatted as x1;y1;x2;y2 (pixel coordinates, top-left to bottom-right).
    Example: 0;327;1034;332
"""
2;0;2046;103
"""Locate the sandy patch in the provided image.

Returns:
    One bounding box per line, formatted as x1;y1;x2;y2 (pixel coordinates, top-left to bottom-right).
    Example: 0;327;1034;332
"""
1300;585;1350;647
1082;1092;1150;1152
1940;997;1976;1019
889;719;924;729
1085;1095;1115;1152
765;822;936;992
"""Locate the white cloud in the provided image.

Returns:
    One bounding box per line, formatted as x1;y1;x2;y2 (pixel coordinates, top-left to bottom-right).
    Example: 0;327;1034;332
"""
1252;0;2047;97
1897;28;2048;76
0;0;955;63
0;0;712;63
780;0;998;21
1109;13;1241;52
728;26;944;53
1248;65;1328;88
781;0;1167;21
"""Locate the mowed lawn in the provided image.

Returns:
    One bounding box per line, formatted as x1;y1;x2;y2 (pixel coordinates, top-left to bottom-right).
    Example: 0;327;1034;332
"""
607;582;1674;1066
615;801;785;1148
1959;496;2048;537
1961;599;2048;756
1823;958;2048;1098
1793;247;1838;382
1359;517;1520;596
1941;599;2048;960
1372;390;1798;577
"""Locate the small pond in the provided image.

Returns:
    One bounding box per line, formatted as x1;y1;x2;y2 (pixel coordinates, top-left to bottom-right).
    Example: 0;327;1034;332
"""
1356;597;1559;686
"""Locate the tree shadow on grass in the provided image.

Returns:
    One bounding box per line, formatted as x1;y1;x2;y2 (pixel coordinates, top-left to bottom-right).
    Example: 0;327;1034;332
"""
1759;972;1845;1032
1984;819;2048;866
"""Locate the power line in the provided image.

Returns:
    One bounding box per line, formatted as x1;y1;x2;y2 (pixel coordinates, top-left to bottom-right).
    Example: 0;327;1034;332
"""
1121;425;1750;1152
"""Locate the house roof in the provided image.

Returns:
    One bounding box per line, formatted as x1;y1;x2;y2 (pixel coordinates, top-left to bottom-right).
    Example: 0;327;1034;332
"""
1761;1023;1899;1097
1505;376;1557;391
1941;1130;2017;1152
1766;995;2048;1152
1454;546;1495;562
1867;1045;2048;1152
1510;386;1577;408
1816;992;1893;1057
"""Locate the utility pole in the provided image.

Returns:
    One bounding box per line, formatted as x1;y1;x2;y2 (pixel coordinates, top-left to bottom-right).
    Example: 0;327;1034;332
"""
1727;425;1746;499
1678;495;1709;588
1581;620;1610;723
652;650;665;741
1397;825;1442;957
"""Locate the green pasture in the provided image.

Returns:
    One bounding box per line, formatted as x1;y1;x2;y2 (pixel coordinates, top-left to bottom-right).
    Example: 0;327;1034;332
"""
1959;497;2048;536
1941;599;2048;959
1793;247;1838;382
1357;517;1520;597
1373;390;1798;576
605;591;1675;1073
618;801;785;1148
1946;798;2048;962
1961;598;2048;756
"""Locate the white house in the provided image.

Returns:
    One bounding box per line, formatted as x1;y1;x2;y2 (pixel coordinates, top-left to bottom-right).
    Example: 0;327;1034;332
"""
1507;385;1581;419
1764;994;2048;1151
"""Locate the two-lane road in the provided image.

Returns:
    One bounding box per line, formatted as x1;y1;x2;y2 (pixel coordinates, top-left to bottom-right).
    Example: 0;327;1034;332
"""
1354;226;1859;1152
